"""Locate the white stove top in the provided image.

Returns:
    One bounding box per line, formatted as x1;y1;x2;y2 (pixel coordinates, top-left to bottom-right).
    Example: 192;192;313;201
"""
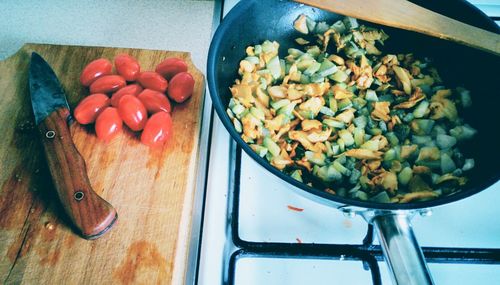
198;1;500;284
238;150;500;248
232;149;500;284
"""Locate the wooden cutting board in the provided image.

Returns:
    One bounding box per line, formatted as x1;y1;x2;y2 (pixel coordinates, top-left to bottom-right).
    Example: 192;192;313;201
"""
0;43;205;284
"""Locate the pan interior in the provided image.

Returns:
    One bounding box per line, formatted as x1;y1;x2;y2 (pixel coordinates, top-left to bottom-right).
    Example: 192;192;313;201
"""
207;0;500;210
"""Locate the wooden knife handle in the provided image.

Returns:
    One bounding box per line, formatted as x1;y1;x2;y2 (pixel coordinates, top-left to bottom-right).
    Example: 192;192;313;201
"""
38;108;117;239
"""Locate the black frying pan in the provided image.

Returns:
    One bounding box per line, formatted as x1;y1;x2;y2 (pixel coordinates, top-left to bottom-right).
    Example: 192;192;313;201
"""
207;0;500;284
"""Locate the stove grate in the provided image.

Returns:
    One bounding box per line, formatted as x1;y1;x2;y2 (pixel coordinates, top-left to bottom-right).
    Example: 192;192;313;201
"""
227;146;500;284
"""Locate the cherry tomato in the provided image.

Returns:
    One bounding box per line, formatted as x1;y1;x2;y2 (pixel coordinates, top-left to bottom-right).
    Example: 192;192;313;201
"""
118;95;148;131
111;84;143;107
167;72;195;103
141;112;173;147
114;54;140;81
137;89;172;114
95;107;122;142
137;71;168;93
74;93;110;124
80;58;112;86
89;75;126;94
155;58;188;80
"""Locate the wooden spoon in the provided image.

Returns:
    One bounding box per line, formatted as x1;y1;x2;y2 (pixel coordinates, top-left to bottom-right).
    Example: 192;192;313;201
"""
295;0;500;56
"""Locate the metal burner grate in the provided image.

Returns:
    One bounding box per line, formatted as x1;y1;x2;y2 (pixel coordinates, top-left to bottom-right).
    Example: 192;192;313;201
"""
226;146;500;284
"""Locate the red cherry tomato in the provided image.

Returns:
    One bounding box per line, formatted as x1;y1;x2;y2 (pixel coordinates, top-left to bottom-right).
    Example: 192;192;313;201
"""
155;58;188;80
141;112;173;147
111;84;143;107
89;75;126;94
137;71;168;93
118;95;148;131
74;93;110;124
114;54;141;81
167;72;195;103
80;58;112;86
137;89;172;114
95;107;122;142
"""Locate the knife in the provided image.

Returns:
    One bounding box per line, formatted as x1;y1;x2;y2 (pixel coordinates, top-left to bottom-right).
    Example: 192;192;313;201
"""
29;52;117;239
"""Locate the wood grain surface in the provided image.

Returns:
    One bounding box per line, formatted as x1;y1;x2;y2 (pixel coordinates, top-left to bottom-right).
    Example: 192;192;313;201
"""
296;0;500;56
0;44;206;284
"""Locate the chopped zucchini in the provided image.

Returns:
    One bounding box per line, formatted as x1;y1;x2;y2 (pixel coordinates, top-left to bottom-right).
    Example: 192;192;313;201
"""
450;125;477;141
398;167;413;186
440;153;456;174
462;158;475;171
270;99;290;110
290;170;303;182
330;70;348;82
266;56;282;80
365;89;378;102
305;151;326;166
338;129;355;146
263;137;280;157
323;118;345;129
317;60;338;77
436;134;457;149
251;144;268;157
370;191;390;203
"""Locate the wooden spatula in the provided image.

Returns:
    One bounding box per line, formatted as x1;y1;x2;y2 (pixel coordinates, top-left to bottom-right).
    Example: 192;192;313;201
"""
295;0;500;56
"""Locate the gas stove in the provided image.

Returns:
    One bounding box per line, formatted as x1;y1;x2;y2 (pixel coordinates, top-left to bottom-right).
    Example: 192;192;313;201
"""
197;1;500;284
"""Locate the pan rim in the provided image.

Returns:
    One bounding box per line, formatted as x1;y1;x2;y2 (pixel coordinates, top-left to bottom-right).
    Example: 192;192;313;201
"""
207;0;500;210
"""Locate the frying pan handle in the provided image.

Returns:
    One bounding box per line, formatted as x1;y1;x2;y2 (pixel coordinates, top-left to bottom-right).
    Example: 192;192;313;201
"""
372;213;434;285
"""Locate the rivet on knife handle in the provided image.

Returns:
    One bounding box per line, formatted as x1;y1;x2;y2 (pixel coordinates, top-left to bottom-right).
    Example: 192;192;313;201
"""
38;108;117;239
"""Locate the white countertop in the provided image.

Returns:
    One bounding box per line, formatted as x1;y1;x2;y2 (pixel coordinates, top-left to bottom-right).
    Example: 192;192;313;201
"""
0;0;216;71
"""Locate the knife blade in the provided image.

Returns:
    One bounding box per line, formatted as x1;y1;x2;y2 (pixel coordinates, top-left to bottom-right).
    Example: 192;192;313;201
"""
29;52;117;239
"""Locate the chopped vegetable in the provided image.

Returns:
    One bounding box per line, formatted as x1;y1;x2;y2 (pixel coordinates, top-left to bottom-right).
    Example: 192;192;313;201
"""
227;15;476;203
462;158;475;171
436;134;457;149
398;167;413;186
441;153;457;174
